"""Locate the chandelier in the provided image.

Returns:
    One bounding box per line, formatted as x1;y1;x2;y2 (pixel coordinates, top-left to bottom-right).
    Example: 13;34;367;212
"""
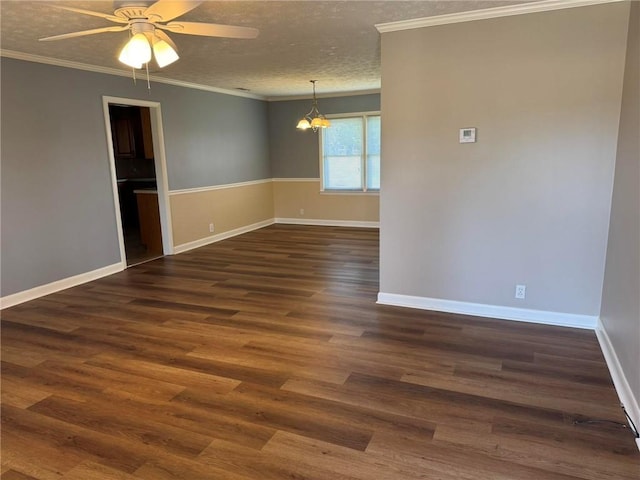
296;80;331;132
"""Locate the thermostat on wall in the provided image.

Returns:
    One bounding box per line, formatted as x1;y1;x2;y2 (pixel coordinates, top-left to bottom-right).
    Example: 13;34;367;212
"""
459;127;476;143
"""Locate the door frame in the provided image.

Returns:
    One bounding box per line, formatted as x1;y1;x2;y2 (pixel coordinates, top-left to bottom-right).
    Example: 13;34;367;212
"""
102;96;174;266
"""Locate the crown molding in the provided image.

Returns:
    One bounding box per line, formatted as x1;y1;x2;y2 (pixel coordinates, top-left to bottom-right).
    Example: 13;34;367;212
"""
375;0;625;32
0;50;267;100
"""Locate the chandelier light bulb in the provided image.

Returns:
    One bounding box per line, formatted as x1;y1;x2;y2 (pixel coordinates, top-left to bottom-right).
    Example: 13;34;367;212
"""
152;36;179;68
119;33;152;68
296;119;312;130
310;117;323;129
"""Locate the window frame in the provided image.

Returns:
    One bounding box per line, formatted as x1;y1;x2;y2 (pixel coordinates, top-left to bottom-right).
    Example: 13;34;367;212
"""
319;111;381;194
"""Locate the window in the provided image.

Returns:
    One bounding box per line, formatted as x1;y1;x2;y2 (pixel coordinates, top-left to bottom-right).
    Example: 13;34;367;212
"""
320;113;380;192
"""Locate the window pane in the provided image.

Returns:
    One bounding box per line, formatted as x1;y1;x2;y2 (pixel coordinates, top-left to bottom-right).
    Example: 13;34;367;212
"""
366;116;381;189
366;116;380;155
323;118;363;189
324;118;363;156
366;154;380;189
325;156;362;189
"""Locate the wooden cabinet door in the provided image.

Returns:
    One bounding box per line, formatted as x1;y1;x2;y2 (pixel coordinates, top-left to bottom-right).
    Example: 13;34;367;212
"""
110;109;137;159
140;107;155;160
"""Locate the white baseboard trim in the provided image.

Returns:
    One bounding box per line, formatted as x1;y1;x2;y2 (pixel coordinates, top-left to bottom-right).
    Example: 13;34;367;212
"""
376;292;598;329
275;218;380;228
596;319;640;451
173;219;275;254
0;262;124;310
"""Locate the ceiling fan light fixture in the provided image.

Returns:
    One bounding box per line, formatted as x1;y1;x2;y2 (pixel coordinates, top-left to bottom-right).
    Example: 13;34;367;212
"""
152;36;179;68
118;33;152;68
38;0;259;81
296;80;330;132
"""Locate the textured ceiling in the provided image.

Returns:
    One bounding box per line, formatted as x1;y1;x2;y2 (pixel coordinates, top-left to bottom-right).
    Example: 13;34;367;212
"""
1;0;532;98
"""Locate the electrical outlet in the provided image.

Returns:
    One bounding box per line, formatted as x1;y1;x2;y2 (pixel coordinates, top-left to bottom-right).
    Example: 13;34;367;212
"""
515;284;526;299
209;223;214;233
299;208;304;216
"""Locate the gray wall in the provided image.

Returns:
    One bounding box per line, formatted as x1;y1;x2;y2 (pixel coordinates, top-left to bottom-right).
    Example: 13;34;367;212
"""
1;58;269;297
600;3;639;414
163;87;269;190
379;3;629;315
268;94;380;178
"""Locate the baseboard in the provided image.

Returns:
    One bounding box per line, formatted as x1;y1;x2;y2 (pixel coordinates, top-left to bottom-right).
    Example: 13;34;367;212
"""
275;218;380;228
376;292;598;329
596;319;640;451
0;262;124;310
173;219;275;254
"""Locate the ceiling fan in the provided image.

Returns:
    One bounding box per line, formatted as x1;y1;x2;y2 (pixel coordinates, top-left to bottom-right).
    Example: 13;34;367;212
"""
39;0;259;68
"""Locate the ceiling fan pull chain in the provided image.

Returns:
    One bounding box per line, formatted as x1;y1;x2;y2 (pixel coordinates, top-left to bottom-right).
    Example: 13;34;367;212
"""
146;63;151;92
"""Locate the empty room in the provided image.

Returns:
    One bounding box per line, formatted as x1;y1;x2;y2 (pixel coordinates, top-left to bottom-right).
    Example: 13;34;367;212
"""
1;0;638;478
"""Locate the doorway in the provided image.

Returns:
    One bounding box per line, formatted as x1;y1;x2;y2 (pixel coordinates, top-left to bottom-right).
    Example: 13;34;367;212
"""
103;97;173;268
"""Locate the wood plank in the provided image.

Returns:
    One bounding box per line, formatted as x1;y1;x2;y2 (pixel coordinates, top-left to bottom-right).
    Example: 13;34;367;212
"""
263;430;475;480
200;436;366;480
1;404;148;474
365;428;586;480
172;384;374;451
62;461;141;480
0;470;40;480
432;423;639;480
0;377;51;409
28;395;213;458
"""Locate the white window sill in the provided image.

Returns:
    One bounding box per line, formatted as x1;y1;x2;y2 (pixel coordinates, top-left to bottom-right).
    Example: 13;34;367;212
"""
320;190;380;196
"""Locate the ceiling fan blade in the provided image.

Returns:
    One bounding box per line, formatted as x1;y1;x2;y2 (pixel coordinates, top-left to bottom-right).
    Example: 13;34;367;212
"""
154;30;178;51
51;5;128;24
160;22;259;39
144;0;204;22
39;26;129;42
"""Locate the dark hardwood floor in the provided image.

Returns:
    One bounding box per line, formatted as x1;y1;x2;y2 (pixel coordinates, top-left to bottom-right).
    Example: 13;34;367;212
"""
1;224;638;479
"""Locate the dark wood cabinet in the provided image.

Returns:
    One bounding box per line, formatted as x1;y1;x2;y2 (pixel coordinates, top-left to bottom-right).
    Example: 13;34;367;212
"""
139;107;154;160
110;106;140;159
109;105;154;161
